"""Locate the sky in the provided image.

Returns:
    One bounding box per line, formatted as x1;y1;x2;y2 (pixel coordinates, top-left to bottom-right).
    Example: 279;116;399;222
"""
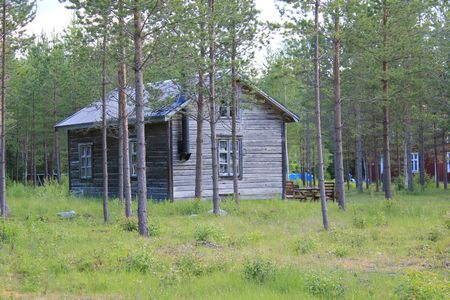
25;0;283;66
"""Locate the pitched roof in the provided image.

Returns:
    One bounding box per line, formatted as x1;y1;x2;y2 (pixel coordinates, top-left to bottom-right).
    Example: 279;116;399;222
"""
54;80;189;130
54;77;298;130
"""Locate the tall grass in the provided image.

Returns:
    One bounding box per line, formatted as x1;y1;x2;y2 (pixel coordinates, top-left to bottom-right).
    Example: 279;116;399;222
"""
0;183;448;299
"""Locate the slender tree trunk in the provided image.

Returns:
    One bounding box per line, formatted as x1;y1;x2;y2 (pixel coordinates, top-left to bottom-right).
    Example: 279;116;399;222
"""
333;11;345;207
403;132;408;190
133;4;148;236
0;0;7;217
195;48;205;199
433;123;439;188
231;35;239;208
208;0;220;214
101;32;109;223
32;95;36;189
355;104;363;193
407;127;413;192
15;146;18;183
381;5;392;200
119;0;132;217
374;140;380;192
443;130;447;190
418;100;425;190
54;130;61;184
44;142;48;182
314;0;328;230
306;110;311;187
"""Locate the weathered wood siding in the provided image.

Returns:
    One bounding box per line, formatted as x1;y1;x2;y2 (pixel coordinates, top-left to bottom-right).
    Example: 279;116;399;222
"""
68;122;170;200
171;90;284;200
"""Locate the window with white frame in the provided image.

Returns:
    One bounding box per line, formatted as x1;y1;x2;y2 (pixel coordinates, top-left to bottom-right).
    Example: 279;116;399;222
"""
219;100;239;119
218;139;241;177
130;140;138;177
411;152;419;173
79;143;92;179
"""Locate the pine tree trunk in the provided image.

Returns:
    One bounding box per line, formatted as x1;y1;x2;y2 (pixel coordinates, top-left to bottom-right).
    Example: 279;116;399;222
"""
231;37;239;208
418;100;425;190
194;49;205;199
403;133;408;190
443;130;447;190
381;5;392;200
208;0;220;214
314;0;329;230
374;140;380;192
306;110;311;187
0;0;7;217
407;127;414;192
333;11;345;206
120;11;132;217
44;142;48;182
119;0;132;216
355;115;363;193
101;32;109;223
133;4;148;236
55;130;61;184
433;123;439;188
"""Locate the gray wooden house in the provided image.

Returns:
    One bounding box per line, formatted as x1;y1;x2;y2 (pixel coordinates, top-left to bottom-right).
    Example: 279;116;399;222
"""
54;78;298;201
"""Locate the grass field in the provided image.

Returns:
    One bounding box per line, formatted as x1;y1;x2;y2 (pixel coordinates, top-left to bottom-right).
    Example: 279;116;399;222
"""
0;181;449;299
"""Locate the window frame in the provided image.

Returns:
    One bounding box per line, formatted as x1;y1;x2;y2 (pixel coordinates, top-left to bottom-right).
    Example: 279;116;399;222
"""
218;138;242;179
129;139;138;178
78;143;93;180
411;152;419;173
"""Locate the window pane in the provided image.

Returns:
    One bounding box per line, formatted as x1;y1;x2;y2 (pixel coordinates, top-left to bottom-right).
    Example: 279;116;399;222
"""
219;164;228;175
219;140;227;152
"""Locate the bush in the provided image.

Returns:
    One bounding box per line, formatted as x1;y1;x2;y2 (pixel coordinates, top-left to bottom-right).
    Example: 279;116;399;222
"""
427;227;443;242
193;224;224;243
120;217;139;232
243;257;275;284
396;271;449;300
332;246;349;258
0;221;18;244
175;253;206;277
293;237;316;255
305;273;345;298
352;215;368;229
125;248;153;273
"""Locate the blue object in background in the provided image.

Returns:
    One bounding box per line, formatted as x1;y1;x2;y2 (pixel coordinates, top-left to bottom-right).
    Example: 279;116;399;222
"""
288;173;314;182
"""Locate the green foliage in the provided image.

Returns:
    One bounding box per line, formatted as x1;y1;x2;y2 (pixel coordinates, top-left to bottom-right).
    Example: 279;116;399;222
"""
125;248;153;274
305;273;345;298
293;237;316;254
0;185;448;298
0;221;18;244
352;214;368;229
193;224;224;243
120;217;139;232
175;253;206;277
243;257;275;284
396;271;449;300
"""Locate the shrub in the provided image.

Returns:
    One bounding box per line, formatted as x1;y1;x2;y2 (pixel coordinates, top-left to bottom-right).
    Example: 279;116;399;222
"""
293;237;316;255
427;227;443;242
175;253;205;277
352;215;368;229
125;248;153;273
193;224;224;243
332;246;349;258
305;273;345;298
0;221;18;244
396;271;449;300
120;217;139;232
148;220;161;237
243;257;275;284
373;211;387;226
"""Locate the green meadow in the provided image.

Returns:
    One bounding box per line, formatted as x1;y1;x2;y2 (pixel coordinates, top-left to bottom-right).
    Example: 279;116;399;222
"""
0;181;448;299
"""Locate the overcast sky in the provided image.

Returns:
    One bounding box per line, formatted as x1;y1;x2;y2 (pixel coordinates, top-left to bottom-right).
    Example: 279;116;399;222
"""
25;0;283;66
